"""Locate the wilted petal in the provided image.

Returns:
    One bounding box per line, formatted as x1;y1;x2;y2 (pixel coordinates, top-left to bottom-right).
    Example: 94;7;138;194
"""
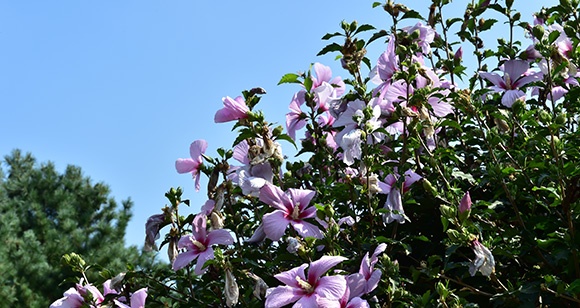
225;269;239;307
383;187;405;224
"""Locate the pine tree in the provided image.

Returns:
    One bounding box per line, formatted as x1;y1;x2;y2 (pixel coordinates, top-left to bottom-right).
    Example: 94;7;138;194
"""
0;150;147;307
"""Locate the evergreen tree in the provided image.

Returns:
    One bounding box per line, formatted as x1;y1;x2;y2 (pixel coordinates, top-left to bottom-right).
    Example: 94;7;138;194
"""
0;150;147;307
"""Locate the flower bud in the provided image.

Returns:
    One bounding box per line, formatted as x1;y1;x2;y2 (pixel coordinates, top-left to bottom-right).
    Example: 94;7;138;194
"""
458;191;472;213
440;204;456;218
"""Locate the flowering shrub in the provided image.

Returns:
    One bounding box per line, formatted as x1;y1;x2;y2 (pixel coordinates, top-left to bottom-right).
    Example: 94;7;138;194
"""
54;0;580;306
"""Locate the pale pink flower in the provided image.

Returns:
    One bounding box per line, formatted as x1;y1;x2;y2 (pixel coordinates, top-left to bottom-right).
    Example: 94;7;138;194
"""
214;96;250;123
286;90;307;140
379;170;422;224
172;214;234;275
265;256;347;308
479;59;541;107
347;243;387;298
114;288;148;308
259;183;322;241
175;140;207;191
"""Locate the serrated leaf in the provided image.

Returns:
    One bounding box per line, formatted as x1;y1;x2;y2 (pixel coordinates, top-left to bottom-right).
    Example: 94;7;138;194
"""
446;18;463;28
278;73;301;85
317;43;343;56
321;32;343;40
275;134;297;149
451;170;476;184
401;10;423;20
354;24;376;35
479;18;497;31
367;30;388;46
362;57;372;70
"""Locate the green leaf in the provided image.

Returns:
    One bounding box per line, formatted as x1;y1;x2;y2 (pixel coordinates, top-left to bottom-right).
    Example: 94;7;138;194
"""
278;73;301;85
317;43;342;56
367;30;388;46
548;30;560;44
567;279;580;294
354;24;376;35
274;134;297;149
479;19;497;31
372;2;382;8
401;10;423;20
321;32;343;40
451;170;476;184
303;75;313;92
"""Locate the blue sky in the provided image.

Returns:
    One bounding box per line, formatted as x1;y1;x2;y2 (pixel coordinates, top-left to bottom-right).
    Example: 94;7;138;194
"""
0;1;556;249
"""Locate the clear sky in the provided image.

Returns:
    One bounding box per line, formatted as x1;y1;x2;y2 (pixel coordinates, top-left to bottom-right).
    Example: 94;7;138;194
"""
0;0;556;249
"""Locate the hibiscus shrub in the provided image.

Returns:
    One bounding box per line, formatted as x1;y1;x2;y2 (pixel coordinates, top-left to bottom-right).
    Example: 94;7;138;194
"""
53;0;580;307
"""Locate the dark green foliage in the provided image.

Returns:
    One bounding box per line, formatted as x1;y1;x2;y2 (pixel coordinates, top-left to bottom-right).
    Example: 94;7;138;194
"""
0;150;145;307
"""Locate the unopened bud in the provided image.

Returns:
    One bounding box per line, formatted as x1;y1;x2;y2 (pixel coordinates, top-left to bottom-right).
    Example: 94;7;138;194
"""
440;204;456;218
422;179;438;196
459;191;472;213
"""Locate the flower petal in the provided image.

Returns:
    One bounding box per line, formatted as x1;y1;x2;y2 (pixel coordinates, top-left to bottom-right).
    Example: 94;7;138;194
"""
264;285;304;308
315;275;347;301
263;210;289;241
288;188;316;211
274;263;308;288
207;229;234;246
194;247;215;275
260;183;290;212
308;256;347;283
172;250;198;271
290;220;323;239
130;288;148;308
175;158;195;174
189;140;208;161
